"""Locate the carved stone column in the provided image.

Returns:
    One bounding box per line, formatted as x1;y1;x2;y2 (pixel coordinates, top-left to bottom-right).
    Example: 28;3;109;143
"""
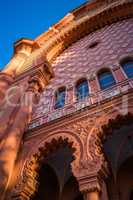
111;65;126;82
66;84;74;105
77;173;102;200
0;63;53;200
88;75;99;104
78;165;110;200
76;156;109;200
83;190;100;200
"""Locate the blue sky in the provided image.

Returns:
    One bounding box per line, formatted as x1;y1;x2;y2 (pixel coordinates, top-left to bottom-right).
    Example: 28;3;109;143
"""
0;0;87;69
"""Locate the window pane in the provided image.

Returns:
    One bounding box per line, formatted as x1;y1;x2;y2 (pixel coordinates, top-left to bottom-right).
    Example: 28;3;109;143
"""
76;80;89;100
122;61;133;78
55;89;66;109
99;71;115;90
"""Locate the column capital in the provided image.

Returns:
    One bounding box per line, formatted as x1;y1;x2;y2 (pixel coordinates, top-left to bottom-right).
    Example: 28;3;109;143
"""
78;173;102;194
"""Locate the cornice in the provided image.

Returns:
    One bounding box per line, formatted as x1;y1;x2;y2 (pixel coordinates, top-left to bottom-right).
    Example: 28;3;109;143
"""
17;0;133;74
14;38;40;55
36;0;133;58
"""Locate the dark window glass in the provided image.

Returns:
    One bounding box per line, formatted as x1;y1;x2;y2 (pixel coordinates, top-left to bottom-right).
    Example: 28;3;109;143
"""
76;79;89;101
122;60;133;78
98;70;116;90
54;88;66;109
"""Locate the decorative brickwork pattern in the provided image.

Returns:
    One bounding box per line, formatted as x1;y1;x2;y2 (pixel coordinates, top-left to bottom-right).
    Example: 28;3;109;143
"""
30;18;133;129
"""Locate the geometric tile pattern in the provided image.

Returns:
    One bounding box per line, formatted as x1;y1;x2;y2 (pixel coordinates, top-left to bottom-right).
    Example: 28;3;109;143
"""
32;18;133;121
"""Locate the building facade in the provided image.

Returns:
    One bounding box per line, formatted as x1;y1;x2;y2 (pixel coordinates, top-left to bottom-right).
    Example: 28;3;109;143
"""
0;0;133;199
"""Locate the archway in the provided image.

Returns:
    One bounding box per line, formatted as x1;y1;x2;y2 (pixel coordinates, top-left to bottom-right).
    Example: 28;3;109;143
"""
101;113;133;200
30;137;83;200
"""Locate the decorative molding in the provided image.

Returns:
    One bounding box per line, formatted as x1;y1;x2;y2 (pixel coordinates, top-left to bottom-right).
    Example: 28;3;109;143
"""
14;38;40;55
0;72;15;84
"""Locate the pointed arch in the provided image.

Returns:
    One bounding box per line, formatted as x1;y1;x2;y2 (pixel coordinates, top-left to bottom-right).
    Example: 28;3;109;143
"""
11;133;83;200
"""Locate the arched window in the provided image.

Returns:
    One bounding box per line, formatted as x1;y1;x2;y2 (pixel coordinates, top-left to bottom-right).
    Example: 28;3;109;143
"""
76;79;89;101
98;69;116;90
54;87;66;109
121;59;133;78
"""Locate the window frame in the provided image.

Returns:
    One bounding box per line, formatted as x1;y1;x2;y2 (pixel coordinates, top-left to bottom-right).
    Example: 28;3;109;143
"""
54;87;66;109
75;78;89;101
97;68;116;90
120;59;133;79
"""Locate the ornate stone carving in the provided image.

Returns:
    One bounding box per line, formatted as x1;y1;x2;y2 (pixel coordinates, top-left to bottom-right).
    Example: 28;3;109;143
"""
28;70;46;93
97;113;133;176
78;174;102;194
11;133;83;199
10;110;133;199
98;112;133;143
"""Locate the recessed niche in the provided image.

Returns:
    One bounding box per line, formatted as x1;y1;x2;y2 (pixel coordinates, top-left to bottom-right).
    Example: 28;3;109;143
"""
86;41;100;49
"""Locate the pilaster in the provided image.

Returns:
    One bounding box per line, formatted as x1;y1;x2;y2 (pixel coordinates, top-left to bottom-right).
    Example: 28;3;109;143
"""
0;56;53;200
111;65;126;82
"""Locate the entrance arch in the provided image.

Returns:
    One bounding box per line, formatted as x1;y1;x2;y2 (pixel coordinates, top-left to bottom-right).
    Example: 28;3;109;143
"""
101;113;133;200
11;133;83;200
21;136;83;200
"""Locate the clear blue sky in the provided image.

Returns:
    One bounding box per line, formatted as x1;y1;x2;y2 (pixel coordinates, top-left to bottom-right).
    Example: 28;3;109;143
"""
0;0;87;69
